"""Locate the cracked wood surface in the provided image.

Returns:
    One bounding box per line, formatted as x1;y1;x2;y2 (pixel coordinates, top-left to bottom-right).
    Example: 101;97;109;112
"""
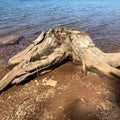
0;27;120;91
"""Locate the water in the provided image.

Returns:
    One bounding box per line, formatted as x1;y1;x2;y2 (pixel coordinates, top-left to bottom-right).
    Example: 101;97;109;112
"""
0;0;120;51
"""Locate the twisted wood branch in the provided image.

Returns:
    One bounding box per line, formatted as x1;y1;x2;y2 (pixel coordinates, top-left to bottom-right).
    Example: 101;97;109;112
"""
0;27;120;91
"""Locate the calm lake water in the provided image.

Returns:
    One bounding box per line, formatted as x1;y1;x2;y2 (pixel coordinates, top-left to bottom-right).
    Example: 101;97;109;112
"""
0;0;120;51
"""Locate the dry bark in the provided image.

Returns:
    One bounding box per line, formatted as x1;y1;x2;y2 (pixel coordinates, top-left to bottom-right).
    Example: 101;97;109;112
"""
0;27;120;91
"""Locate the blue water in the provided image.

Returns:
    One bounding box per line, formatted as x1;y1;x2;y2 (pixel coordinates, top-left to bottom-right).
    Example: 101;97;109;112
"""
0;0;120;51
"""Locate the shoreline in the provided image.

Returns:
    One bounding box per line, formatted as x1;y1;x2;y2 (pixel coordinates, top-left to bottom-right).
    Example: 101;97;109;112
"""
0;31;120;119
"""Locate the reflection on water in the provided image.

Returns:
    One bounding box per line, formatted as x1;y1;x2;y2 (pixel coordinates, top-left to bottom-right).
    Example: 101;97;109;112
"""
0;0;120;51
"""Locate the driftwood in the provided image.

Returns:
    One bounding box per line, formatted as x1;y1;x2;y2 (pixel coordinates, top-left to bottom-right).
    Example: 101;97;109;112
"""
0;27;120;91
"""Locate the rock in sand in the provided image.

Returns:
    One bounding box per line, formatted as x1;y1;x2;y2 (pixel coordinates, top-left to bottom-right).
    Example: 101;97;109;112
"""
0;35;22;45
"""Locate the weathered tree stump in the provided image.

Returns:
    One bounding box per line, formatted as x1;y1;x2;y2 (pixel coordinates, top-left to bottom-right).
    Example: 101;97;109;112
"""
0;27;120;91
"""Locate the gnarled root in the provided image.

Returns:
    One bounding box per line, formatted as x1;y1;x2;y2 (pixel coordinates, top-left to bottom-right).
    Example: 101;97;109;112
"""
0;44;69;91
0;27;120;91
72;45;120;78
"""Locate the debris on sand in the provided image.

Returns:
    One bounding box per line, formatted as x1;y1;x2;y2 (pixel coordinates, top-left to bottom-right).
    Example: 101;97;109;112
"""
42;78;57;87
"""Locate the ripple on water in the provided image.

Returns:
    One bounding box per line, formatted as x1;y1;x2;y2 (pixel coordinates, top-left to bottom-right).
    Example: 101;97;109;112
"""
0;0;120;52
